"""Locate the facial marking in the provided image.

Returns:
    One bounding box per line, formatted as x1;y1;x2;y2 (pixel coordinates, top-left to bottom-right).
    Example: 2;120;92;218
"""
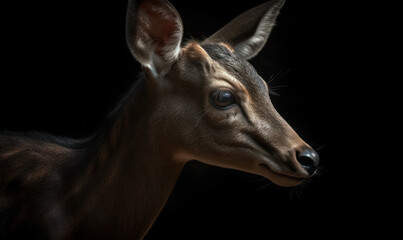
200;43;267;94
182;41;211;59
200;44;280;131
211;69;248;95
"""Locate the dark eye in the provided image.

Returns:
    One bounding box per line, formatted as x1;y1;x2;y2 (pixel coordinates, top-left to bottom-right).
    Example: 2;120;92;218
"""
209;90;236;109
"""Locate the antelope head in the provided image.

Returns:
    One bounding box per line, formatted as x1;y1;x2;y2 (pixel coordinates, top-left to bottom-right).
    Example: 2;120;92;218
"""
126;0;319;187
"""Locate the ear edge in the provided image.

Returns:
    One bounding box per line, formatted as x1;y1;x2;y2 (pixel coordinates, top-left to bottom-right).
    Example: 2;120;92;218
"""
126;0;184;77
203;0;286;60
235;0;285;59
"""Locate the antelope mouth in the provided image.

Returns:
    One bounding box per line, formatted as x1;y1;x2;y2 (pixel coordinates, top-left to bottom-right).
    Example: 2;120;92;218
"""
258;163;306;186
247;136;308;186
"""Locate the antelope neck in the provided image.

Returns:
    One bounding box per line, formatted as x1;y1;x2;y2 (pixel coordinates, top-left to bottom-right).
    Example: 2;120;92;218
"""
71;77;186;239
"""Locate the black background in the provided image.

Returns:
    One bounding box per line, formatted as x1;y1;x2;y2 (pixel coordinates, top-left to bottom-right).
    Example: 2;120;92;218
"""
0;0;394;239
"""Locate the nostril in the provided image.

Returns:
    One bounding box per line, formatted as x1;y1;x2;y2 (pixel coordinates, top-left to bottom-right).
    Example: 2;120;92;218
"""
296;149;320;176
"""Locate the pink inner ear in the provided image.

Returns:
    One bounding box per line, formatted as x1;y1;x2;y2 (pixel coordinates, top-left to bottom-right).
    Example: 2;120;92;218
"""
139;1;181;56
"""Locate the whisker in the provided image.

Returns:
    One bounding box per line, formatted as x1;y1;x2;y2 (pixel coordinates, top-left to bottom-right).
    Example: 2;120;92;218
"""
270;84;289;89
288;186;303;200
268;73;275;83
269;84;289;96
193;110;209;129
267;68;291;85
268;68;291;96
269;89;281;96
310;138;325;148
267;70;282;85
313;166;327;178
254;181;273;193
315;144;327;151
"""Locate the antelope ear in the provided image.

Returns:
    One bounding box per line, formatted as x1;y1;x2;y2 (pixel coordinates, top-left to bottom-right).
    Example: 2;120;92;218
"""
203;0;285;60
126;0;183;78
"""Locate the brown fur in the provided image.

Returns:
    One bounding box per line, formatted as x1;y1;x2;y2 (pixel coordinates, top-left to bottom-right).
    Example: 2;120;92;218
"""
1;0;318;239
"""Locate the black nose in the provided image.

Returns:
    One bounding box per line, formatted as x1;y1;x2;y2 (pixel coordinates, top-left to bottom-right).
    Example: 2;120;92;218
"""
296;149;320;176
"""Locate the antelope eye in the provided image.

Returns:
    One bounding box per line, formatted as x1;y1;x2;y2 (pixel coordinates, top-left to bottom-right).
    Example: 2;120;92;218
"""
209;90;236;109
